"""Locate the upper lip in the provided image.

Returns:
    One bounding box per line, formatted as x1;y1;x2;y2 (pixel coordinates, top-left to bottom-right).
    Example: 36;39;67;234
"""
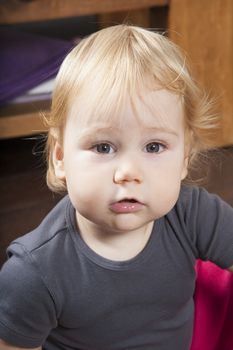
114;198;143;204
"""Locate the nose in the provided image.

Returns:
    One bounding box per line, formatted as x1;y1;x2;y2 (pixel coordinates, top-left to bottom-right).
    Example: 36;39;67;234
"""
113;160;143;184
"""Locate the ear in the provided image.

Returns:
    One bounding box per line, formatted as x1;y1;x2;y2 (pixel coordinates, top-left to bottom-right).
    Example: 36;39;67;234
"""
181;156;189;180
182;133;192;180
53;140;66;180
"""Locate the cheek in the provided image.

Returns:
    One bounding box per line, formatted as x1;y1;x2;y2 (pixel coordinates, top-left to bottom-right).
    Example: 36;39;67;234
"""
67;178;98;220
150;179;181;217
64;160;110;209
148;156;184;213
150;153;185;177
66;170;96;198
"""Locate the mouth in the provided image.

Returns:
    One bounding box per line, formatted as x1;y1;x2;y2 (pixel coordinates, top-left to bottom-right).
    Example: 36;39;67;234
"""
110;198;144;213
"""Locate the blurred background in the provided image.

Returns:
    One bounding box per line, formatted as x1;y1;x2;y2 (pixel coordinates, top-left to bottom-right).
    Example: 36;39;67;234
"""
0;0;232;266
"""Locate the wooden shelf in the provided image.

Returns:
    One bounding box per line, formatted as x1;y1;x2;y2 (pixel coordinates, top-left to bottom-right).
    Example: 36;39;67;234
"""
0;101;50;139
0;0;168;23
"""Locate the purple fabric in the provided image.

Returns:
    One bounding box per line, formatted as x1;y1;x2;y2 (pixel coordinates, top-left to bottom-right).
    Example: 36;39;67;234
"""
0;28;74;105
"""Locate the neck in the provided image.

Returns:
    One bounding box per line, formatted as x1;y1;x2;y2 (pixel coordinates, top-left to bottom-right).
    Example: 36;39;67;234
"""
75;212;154;261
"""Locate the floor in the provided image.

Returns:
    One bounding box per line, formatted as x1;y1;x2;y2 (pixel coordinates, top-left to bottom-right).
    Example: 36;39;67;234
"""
0;137;233;267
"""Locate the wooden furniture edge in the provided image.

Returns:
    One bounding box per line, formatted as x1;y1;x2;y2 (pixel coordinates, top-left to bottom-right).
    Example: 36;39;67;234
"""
0;0;169;24
0;112;48;139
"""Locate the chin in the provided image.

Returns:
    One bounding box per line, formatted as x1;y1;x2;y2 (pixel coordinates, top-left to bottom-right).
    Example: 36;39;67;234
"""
110;218;150;232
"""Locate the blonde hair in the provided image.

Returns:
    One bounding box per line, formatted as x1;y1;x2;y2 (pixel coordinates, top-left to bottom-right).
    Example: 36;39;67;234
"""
45;24;218;193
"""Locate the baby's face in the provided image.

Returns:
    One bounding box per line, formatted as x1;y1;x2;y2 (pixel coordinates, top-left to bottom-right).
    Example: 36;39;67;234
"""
53;89;188;236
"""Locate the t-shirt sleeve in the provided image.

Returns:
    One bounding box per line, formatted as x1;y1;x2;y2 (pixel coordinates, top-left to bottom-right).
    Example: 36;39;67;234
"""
182;186;233;269
0;244;57;348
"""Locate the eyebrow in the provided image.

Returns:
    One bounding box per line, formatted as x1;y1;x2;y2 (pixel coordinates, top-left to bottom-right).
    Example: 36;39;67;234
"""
79;126;179;138
142;127;179;137
78;127;119;139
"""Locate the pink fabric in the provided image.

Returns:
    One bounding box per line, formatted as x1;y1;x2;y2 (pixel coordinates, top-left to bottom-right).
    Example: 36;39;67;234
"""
190;260;233;350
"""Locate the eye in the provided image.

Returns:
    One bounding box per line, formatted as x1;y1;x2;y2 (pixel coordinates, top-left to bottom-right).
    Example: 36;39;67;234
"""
145;142;165;153
93;143;114;154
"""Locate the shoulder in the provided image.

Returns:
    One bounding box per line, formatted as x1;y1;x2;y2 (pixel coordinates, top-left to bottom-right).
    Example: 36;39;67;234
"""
175;185;232;218
174;185;233;268
177;184;213;206
166;184;233;244
3;195;76;293
7;195;71;259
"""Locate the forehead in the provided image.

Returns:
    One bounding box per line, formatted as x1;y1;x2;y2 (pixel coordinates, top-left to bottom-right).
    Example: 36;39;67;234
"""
67;87;184;132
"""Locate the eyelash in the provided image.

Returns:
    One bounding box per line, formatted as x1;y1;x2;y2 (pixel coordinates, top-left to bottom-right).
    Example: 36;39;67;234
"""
91;142;167;154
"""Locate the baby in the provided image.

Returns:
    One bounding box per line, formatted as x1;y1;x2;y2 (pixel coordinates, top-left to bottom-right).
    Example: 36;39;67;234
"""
0;24;233;350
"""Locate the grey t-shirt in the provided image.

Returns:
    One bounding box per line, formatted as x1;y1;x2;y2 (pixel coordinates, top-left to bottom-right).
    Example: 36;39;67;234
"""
0;186;233;350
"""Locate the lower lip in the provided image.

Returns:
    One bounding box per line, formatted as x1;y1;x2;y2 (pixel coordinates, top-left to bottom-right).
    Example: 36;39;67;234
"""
110;201;144;213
